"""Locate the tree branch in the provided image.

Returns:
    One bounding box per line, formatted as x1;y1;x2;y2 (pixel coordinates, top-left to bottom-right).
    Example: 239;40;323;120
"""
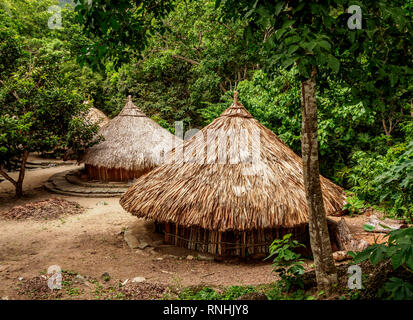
0;167;17;186
170;54;199;65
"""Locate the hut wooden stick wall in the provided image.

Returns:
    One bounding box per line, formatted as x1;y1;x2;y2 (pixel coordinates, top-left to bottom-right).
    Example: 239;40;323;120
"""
154;221;341;257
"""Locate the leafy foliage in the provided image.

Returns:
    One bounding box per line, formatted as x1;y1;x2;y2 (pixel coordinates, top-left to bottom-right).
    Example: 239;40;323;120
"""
177;285;256;300
344;139;413;220
0;0;100;196
380;277;413;300
350;227;413;300
266;234;306;291
375;142;413;221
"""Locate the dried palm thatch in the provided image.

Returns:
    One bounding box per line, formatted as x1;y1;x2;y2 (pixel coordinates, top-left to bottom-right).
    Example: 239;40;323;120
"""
120;93;346;256
85;106;110;128
82;96;181;181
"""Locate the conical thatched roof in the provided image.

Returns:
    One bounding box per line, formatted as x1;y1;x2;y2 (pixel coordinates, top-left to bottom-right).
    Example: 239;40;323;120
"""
85;106;110;128
82;96;180;171
120;93;346;232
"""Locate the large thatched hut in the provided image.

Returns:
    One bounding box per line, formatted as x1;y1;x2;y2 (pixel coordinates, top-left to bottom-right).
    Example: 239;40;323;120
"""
82;96;180;182
120;93;346;256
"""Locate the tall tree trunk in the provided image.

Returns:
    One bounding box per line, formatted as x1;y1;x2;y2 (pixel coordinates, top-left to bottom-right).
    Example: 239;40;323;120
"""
301;67;337;294
15;150;29;198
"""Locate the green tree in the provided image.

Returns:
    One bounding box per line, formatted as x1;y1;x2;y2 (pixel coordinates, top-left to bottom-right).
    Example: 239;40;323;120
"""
81;0;262;131
0;15;99;197
216;0;412;294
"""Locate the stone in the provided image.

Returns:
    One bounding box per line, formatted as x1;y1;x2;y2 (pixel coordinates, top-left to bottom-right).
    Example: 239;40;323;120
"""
333;251;351;262
160;270;173;275
122;279;129;286
152;240;164;246
124;229;139;249
18;277;23;281
135;250;150;257
197;254;214;261
148;248;157;255
137;241;149;250
186;255;194;260
131;277;146;283
73;274;89;286
357;239;369;251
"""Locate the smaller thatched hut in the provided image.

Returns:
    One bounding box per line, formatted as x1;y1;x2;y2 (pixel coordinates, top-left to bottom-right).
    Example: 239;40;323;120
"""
63;104;110;161
120;93;347;257
82;96;181;182
85;105;110;128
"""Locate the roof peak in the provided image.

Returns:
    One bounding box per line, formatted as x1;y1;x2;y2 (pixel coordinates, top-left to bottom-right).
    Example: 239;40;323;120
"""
220;92;253;119
119;96;146;117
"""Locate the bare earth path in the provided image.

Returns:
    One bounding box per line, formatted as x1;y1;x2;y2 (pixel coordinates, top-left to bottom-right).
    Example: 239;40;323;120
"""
0;163;277;299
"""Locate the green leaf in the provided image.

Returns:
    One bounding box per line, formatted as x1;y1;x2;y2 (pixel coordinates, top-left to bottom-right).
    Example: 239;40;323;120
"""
287;45;299;55
363;224;375;232
352;245;377;264
284;35;300;45
274;29;287;40
391;249;405;270
282;19;295;29
297;60;310;78
389;72;398;87
327;55;340;73
275;2;285;15
318;40;331;51
370;246;387;266
281;57;297;69
405;247;413;270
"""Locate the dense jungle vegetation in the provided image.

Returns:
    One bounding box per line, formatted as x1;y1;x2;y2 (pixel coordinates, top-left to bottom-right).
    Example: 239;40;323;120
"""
0;0;412;216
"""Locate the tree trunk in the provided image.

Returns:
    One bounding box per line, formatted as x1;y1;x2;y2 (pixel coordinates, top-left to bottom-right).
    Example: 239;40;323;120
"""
300;67;337;294
15;150;29;198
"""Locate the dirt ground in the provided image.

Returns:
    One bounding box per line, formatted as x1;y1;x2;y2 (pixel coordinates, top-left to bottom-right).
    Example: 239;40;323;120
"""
0;158;386;300
0;162;280;300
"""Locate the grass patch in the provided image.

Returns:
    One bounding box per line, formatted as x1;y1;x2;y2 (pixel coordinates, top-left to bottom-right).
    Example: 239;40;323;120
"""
176;285;258;300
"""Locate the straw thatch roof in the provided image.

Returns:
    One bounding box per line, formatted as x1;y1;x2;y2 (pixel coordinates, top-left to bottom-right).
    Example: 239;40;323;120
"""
82;96;180;171
120;93;346;232
85;106;110;128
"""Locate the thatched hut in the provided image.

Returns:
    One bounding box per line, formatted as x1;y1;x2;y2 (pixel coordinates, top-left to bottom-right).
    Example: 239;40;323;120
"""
82;96;180;182
63;103;110;161
85;106;110;128
120;93;346;256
